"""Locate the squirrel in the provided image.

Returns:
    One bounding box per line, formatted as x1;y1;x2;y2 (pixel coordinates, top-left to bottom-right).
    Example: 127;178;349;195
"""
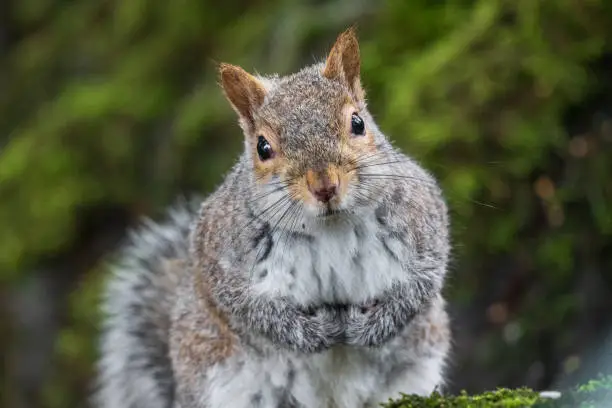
95;28;451;408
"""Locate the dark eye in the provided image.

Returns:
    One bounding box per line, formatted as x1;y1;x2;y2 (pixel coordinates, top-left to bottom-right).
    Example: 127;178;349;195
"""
256;135;274;161
351;113;365;136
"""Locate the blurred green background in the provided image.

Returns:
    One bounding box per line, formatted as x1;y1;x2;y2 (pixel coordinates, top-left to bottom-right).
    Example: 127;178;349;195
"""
1;0;612;407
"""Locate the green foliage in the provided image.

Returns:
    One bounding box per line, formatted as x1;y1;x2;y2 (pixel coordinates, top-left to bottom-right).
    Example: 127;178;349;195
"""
42;269;104;407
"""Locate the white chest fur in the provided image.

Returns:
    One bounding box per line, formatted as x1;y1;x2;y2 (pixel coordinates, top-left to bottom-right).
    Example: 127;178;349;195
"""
249;212;415;307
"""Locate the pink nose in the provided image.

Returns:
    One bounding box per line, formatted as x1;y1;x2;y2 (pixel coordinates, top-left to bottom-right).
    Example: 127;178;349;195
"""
311;184;337;203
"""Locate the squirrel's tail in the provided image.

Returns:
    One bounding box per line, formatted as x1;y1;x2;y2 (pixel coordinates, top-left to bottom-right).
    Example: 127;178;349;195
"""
94;199;199;408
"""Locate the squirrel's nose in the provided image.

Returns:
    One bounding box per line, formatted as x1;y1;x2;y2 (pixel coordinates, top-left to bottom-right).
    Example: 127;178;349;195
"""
311;184;338;203
305;168;340;204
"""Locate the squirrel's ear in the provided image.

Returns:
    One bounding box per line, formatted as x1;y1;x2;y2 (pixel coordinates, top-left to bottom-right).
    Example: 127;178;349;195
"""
323;27;364;102
219;63;267;130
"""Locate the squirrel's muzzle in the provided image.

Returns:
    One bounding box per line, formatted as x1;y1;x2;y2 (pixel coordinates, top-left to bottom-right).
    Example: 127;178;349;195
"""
305;167;340;204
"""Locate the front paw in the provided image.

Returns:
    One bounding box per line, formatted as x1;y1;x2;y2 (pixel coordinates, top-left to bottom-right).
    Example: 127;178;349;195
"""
314;305;345;344
279;306;337;353
345;300;394;347
344;303;372;346
297;305;344;350
359;299;380;314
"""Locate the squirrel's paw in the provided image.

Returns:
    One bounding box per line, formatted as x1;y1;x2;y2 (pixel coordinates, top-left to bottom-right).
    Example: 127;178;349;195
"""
281;305;340;353
292;305;343;352
314;305;345;344
344;300;393;348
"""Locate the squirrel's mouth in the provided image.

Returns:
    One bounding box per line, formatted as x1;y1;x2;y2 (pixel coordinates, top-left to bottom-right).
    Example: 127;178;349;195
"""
317;207;348;218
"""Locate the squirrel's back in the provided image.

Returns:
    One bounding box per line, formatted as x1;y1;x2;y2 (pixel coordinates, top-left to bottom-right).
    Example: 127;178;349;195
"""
95;200;199;408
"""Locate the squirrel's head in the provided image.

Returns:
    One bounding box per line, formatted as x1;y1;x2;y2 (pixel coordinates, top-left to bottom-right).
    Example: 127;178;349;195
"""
220;28;399;224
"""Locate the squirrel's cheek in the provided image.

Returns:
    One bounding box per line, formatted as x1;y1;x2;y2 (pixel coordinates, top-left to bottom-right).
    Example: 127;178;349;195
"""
338;167;356;201
348;128;377;153
289;177;318;208
252;158;285;184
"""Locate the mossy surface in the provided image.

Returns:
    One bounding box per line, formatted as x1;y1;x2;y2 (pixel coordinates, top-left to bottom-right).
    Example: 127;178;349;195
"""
381;376;612;407
382;388;541;407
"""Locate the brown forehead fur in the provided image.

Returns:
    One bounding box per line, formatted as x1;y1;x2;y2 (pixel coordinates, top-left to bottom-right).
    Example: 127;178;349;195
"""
257;66;346;141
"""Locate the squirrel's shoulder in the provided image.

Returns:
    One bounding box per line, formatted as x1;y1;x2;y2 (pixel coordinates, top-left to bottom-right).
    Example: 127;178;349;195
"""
189;155;259;260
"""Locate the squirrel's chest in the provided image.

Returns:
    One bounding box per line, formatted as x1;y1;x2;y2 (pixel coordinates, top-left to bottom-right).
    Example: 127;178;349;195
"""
250;216;413;306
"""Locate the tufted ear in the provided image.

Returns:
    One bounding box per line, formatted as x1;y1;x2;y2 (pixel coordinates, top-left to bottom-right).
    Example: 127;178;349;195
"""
219;63;267;130
323;27;364;102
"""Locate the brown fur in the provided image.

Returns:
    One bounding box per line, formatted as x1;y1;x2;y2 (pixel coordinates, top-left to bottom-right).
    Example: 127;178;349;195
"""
219;63;267;129
323;27;365;103
170;264;237;372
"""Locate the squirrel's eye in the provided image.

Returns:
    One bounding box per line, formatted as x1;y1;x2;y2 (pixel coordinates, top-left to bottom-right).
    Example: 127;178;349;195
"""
256;135;274;161
351;113;365;136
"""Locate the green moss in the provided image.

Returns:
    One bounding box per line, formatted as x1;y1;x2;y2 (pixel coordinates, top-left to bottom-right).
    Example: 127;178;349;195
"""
381;376;612;408
382;388;541;407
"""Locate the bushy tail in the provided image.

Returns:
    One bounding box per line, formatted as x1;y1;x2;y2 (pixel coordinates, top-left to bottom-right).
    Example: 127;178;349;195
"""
94;200;199;408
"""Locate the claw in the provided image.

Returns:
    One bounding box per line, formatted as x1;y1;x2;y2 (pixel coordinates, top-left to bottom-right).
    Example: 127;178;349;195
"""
360;299;379;313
